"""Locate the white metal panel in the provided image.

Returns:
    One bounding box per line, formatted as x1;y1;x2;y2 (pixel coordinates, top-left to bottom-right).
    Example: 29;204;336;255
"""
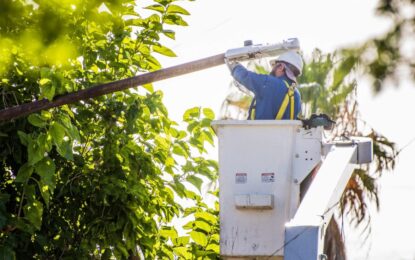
289;127;323;218
351;137;373;164
213;120;302;257
292;127;323;183
288;145;357;227
234;194;274;209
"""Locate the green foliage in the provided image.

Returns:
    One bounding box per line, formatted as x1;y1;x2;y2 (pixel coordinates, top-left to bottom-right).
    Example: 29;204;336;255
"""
342;0;414;92
0;0;221;259
176;195;220;259
298;49;358;119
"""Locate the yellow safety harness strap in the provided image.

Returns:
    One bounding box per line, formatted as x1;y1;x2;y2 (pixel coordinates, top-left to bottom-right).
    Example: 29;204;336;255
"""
250;99;256;120
290;92;295;119
275;81;295;120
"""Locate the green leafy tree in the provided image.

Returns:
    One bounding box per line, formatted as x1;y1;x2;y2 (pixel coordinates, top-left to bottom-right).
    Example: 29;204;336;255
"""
345;0;415;92
164;192;220;259
0;0;219;259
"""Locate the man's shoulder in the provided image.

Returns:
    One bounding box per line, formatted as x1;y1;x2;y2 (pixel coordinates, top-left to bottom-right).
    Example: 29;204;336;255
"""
265;76;289;86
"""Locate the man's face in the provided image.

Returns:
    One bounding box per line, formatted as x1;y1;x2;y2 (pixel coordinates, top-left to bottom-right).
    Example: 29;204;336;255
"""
273;62;285;77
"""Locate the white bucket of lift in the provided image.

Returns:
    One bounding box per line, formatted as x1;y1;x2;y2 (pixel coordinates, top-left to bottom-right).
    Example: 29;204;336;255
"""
212;120;303;259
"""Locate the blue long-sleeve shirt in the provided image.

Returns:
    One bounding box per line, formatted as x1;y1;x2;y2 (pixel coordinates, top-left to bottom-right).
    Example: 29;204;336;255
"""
231;64;301;120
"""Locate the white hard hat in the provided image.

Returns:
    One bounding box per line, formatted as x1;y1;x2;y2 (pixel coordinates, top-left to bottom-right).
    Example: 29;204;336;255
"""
270;51;303;76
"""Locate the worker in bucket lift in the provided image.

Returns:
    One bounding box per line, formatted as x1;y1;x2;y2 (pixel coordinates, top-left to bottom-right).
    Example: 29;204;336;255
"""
226;51;303;120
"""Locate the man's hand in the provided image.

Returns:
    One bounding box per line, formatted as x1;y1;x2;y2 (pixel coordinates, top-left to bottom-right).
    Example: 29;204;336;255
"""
224;58;239;73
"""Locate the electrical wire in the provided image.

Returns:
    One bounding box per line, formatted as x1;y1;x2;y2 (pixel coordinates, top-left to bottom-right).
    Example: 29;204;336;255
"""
396;136;415;156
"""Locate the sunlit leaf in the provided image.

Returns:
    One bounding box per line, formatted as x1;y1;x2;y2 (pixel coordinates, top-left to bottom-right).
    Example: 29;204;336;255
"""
202;108;215;120
49;122;66;145
194;211;217;224
189;231;207;246
166;5;190;15
183;107;200;121
186;175;203;191
153;45;176;57
160;226;178;240
142;83;154;93
173;246;191;259
206;243;219;253
164;14;188;26
56;140;73;160
162;30;175;40
144;4;165;13
28;114;47;128
173;236;190;246
194;220;211;233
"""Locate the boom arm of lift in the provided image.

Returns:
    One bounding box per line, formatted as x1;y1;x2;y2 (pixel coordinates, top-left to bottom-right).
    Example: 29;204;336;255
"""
284;138;373;260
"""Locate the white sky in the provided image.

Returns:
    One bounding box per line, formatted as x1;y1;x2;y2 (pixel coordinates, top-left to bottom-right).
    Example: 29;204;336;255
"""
149;0;415;259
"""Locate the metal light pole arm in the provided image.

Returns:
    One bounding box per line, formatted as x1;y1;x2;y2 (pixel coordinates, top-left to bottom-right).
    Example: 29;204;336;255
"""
0;53;225;122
